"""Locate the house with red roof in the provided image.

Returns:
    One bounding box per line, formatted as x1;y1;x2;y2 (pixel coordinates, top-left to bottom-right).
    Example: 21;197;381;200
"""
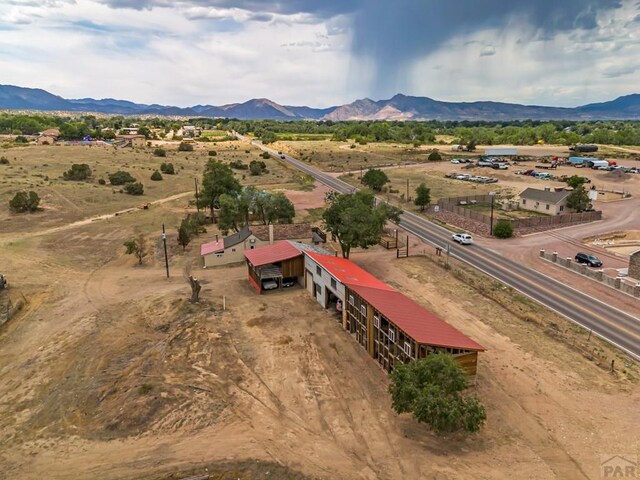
245;242;484;378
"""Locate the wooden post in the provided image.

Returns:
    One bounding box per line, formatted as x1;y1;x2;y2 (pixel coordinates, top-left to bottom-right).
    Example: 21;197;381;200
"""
406;178;409;203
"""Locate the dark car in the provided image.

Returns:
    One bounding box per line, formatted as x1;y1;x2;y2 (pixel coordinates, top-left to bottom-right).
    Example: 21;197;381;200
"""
282;277;296;288
575;252;603;267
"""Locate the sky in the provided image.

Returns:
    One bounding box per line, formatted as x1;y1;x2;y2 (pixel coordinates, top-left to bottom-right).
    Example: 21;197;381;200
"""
1;0;639;108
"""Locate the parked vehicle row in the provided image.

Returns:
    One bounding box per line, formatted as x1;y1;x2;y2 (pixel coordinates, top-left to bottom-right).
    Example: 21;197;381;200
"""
514;169;555;180
445;172;498;183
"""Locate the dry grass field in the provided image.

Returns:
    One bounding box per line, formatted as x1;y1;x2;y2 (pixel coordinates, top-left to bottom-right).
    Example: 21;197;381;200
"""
0;138;639;480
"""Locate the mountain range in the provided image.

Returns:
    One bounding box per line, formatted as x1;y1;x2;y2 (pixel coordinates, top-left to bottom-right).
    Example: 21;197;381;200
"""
1;84;640;121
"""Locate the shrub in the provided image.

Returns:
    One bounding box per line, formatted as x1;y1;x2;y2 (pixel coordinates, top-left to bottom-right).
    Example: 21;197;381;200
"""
124;182;144;195
108;171;136;185
208;150;217;156
428;151;442;162
98;178;106;185
229;160;248;170
153;148;167;157
260;151;270;159
138;383;153;395
249;160;267;176
178;142;194;152
63;163;92;181
160;162;175;174
493;220;514;238
14;135;28;144
150;170;163;181
0;156;9;165
9;190;40;213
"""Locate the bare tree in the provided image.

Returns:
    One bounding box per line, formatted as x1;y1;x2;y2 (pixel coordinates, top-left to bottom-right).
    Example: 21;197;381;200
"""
188;275;201;303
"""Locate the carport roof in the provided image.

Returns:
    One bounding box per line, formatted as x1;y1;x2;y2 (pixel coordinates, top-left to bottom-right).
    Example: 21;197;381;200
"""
244;241;302;267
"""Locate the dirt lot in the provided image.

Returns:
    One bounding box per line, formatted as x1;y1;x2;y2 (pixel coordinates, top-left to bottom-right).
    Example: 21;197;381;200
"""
1;141;639;480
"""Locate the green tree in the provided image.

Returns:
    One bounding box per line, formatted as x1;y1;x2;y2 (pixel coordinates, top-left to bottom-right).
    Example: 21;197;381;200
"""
153;148;167;157
137;126;151;138
414;183;431;211
566;175;586;189
160;162;175;174
218;193;243;234
9;190;40;213
388;353;486;434
150;170;163;181
566;185;591;212
264;192;295;224
361;168;389;192
249;160;267;176
466;139;477;152
63;163;92;181
199;159;242;221
124;182;144;195
427;151;442;162
323;190;401;258
493;220;513;238
123;234;147;265
109;171;136;185
177;224;191;250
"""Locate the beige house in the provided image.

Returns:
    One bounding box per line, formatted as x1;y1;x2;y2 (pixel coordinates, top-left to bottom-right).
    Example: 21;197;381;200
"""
37;128;60;145
201;223;313;268
519;187;572;216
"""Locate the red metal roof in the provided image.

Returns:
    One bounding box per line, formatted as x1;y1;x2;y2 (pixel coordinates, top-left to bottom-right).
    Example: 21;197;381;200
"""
348;284;484;351
244;241;302;267
304;252;393;290
201;239;224;256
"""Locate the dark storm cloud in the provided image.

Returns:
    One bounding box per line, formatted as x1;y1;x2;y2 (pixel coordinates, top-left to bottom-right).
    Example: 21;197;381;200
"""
350;0;627;97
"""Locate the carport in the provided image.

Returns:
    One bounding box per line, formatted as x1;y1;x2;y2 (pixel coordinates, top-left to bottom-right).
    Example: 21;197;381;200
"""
244;241;305;294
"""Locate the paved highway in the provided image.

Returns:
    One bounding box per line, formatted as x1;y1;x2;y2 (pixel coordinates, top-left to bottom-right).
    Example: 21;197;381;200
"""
237;134;640;360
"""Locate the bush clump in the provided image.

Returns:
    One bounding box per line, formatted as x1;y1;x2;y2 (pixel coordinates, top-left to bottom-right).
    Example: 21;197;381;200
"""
63;163;92;181
150;170;163;181
493;219;514;238
108;171;136;185
229;160;248;170
0;156;9;165
249;160;267;176
9;190;40;213
124;182;144;195
208;150;217;156
153;148;167;157
178;142;194;152
160;162;175;174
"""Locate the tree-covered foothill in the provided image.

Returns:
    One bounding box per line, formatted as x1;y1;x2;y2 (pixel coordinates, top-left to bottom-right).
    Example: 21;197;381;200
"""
63;163;92;181
109;171;136;185
361;168;389;192
323;190;401;258
9;191;40;213
198;159;242;220
388;353;486;434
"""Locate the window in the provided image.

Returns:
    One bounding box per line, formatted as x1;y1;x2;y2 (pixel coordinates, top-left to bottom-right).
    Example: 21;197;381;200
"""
348;294;354;305
389;329;395;342
373;315;380;328
316;266;322;276
404;342;411;356
216;253;223;257
545;204;550;210
331;278;337;289
231;248;236;252
522;199;526;205
360;305;366;316
559;205;564;212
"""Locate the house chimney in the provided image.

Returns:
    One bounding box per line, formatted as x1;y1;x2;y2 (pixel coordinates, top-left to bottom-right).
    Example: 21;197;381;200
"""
269;224;274;244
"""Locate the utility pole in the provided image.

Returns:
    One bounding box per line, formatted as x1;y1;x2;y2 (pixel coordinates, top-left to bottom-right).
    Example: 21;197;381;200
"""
406;178;409;202
162;224;169;278
194;178;200;213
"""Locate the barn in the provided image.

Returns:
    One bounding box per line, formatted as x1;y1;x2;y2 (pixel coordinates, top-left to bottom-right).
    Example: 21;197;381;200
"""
244;241;306;293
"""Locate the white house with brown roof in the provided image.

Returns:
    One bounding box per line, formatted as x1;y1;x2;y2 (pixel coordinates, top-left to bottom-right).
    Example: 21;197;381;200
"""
201;223;313;267
519;187;572;215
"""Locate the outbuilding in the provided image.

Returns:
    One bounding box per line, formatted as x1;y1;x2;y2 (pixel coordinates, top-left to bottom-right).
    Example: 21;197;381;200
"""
244;241;306;293
519;187;572;215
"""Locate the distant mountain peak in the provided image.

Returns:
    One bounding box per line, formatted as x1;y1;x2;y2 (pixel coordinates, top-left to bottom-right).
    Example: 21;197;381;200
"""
0;84;639;120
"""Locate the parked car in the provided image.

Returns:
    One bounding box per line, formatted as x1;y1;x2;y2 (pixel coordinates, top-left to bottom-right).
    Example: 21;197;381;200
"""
450;159;461;164
452;233;473;245
574;252;603;267
262;279;278;290
282;277;296;288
